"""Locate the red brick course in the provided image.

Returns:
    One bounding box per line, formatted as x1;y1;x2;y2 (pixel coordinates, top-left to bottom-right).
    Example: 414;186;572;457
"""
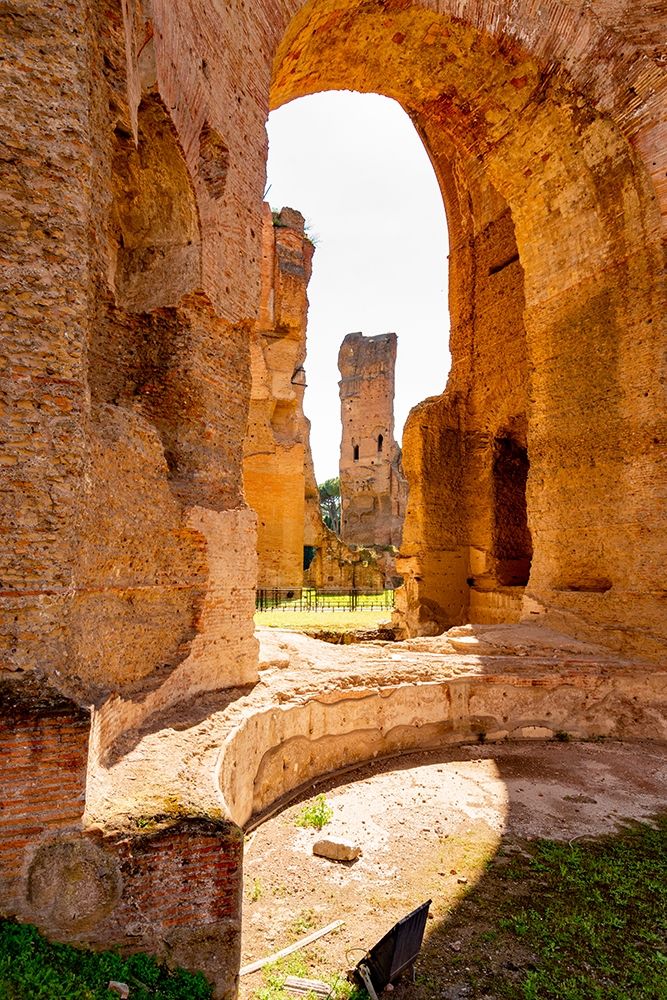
0;679;89;913
0;680;243;997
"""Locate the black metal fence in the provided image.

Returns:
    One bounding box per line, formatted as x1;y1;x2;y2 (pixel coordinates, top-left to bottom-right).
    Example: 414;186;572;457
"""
255;588;394;612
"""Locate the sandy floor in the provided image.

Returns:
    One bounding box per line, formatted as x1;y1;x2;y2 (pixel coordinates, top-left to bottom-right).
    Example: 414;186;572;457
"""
239;740;667;998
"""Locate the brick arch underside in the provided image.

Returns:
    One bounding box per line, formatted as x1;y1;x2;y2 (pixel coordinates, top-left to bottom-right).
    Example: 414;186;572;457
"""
269;0;666;661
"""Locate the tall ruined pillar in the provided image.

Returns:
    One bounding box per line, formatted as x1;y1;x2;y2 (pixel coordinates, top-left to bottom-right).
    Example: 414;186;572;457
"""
243;205;314;589
338;333;407;550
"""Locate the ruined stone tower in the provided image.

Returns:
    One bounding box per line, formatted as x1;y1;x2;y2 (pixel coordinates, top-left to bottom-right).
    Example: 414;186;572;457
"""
338;332;408;550
2;0;666;994
243;205;313;589
243;207;387;592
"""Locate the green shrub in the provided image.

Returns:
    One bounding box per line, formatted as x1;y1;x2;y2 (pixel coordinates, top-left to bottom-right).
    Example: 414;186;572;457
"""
295;794;334;831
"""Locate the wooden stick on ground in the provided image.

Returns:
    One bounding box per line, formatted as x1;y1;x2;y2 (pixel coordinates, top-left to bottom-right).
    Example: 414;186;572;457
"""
239;920;345;977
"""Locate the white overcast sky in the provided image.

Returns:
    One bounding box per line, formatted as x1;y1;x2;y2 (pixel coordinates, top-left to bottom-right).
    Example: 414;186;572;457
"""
266;91;451;483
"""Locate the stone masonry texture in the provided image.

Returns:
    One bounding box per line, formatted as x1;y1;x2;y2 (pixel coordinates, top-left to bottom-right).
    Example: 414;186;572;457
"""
244;205;387;593
244;205;313;590
338;332;408;551
1;0;666;996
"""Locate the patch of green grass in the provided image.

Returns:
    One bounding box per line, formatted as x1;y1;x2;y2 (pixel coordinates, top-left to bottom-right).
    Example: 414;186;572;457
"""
247;877;263;902
413;818;666;1000
254;953;311;1000
254;609;391;632
288;910;316;940
295;794;334;831
251;953;365;1000
500;819;667;1000
0;920;212;1000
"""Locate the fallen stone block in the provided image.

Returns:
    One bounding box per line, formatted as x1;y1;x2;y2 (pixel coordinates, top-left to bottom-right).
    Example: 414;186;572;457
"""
313;837;362;862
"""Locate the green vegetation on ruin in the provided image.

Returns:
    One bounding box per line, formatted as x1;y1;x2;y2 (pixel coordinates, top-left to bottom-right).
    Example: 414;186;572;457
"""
415;816;667;1000
246;817;667;1000
294;794;334;831
253;952;364;1000
0;921;212;1000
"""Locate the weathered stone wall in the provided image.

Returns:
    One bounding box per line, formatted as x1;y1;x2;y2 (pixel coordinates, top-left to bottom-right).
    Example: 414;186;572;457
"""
244;206;387;593
397;180;531;634
1;0;666;992
1;2;257;990
1;0;259;706
3;0;662;670
268;0;666;658
244;205;313;589
303;528;386;592
222;625;667;824
0;675;243;999
0;678;90;905
339;332;408;552
303;406;387;592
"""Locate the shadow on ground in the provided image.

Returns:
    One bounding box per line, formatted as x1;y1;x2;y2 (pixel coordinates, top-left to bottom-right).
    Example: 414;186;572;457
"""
240;741;667;1000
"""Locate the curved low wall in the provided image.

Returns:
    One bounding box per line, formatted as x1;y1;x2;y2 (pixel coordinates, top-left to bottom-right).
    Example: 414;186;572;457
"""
75;624;666;1000
216;629;667;827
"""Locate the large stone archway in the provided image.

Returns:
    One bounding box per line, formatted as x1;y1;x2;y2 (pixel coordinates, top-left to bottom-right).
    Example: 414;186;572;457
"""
267;0;665;658
1;1;665;997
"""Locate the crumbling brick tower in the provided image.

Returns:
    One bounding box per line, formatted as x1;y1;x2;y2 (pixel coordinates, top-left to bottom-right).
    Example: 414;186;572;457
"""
1;0;666;996
338;332;407;550
244;205;313;590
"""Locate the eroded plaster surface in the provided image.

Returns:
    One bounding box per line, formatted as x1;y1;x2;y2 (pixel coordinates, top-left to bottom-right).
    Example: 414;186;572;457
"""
1;0;665;994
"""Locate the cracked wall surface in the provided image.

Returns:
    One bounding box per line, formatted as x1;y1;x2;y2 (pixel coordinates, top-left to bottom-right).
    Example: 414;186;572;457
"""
338;332;408;565
1;0;665;995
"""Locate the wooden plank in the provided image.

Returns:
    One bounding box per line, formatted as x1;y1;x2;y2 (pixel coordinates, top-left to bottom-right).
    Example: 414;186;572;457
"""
284;975;332;997
239;920;345;977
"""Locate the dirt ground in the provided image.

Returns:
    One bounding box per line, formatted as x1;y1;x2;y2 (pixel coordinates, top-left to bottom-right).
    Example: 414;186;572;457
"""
239;740;667;998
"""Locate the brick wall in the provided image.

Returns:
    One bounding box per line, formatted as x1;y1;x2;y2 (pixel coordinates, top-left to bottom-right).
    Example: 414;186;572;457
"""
103;821;243;999
0;679;242;999
0;678;89;914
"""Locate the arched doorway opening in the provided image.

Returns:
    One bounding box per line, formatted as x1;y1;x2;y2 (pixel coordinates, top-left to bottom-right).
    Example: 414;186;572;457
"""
269;14;532;634
246;90;449;594
266;0;664;653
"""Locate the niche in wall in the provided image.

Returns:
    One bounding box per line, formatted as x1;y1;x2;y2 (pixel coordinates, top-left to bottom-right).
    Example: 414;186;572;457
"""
492;434;532;587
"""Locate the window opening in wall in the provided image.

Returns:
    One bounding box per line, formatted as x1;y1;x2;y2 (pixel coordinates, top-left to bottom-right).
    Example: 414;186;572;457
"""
492;435;532;587
377;434;383;453
303;545;317;570
353;444;360;461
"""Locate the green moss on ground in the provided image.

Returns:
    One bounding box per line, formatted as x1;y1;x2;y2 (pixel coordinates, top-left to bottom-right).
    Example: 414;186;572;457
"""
415;817;667;1000
0;921;212;1000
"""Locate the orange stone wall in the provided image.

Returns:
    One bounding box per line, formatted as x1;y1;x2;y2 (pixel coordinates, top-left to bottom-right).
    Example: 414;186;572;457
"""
268;0;665;659
0;675;243;1000
338;332;408;551
1;0;666;992
244;205;313;589
4;0;662;692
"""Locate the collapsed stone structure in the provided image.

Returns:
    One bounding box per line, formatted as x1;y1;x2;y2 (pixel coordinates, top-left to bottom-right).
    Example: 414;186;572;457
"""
244;205;313;590
338;331;408;583
244;205;386;592
1;0;666;997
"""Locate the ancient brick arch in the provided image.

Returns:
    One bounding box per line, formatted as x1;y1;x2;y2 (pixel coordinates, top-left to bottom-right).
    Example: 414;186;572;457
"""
269;0;666;656
1;0;665;996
